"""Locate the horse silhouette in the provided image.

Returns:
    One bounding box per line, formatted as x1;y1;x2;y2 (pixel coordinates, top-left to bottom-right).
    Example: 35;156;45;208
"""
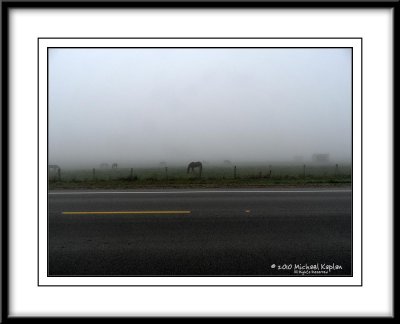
187;161;202;177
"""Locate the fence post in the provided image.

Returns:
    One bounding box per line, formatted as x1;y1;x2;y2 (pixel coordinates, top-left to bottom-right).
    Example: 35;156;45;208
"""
234;165;237;179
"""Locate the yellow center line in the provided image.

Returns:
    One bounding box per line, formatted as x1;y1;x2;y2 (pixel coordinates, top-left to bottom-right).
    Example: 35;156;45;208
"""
62;210;191;215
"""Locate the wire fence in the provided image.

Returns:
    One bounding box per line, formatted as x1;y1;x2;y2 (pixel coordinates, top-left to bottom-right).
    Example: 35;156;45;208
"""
48;164;352;182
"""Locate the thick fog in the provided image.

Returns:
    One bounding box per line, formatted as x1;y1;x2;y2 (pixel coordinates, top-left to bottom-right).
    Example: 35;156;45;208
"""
48;48;352;168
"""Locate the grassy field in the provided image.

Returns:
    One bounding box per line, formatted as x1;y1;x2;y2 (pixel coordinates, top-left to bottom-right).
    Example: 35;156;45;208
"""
48;164;352;189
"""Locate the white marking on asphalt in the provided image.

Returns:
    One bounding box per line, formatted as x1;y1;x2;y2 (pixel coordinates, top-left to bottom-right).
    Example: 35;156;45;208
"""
49;189;351;195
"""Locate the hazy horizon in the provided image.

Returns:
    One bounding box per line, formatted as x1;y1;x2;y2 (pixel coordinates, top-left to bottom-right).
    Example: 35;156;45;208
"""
48;48;352;169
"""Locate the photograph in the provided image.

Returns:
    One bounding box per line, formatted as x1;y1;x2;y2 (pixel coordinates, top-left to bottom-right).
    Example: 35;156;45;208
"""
47;47;353;277
3;0;394;318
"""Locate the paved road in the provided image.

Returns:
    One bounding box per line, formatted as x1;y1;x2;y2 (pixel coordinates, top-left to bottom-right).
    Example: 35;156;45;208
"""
48;189;352;276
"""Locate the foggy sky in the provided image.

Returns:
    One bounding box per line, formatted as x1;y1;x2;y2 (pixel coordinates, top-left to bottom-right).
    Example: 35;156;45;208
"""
48;48;352;168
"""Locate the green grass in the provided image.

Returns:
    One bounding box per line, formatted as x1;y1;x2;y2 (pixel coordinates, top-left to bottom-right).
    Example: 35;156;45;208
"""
48;164;351;189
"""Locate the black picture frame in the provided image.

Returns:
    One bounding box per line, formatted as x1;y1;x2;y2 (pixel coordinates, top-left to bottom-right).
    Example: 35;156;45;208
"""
1;0;397;320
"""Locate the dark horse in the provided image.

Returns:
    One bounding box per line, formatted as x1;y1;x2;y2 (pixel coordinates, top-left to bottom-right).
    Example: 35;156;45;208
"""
187;161;202;177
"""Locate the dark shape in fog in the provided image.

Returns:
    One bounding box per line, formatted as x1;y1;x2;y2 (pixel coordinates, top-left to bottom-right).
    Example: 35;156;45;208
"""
312;153;330;164
187;161;203;177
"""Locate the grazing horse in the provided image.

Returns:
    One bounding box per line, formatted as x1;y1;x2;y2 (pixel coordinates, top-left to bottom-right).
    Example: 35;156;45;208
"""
187;161;202;177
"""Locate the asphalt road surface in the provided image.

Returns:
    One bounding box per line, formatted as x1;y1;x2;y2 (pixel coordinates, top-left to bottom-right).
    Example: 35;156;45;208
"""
48;188;352;276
